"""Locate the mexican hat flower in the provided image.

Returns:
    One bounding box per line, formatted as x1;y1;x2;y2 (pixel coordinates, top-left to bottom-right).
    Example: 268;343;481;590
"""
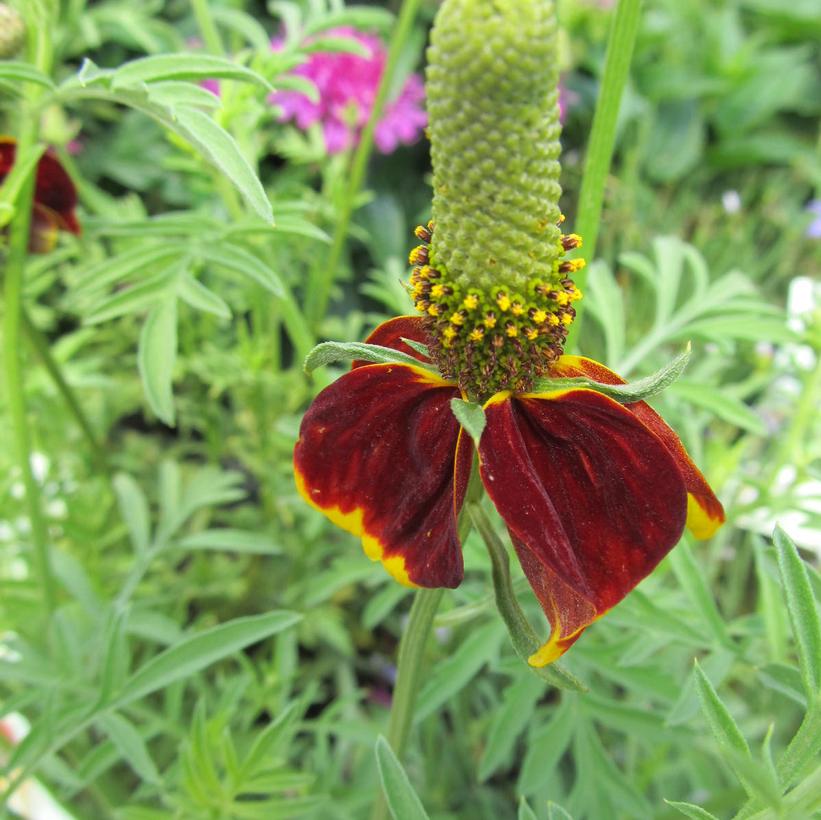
294;0;724;666
0;137;81;253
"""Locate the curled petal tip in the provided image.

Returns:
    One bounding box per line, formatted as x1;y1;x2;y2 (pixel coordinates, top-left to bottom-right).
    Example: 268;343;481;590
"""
686;493;725;540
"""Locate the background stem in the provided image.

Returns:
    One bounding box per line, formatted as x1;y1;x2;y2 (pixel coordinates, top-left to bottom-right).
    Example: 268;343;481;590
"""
370;587;443;820
566;0;642;351
305;0;423;328
3;12;56;618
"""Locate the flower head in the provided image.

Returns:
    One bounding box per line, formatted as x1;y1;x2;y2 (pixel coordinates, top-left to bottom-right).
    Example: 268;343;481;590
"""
293;0;725;666
0;137;81;253
270;27;427;155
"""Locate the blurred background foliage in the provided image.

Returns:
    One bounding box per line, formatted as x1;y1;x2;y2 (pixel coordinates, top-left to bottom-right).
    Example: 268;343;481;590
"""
0;0;820;818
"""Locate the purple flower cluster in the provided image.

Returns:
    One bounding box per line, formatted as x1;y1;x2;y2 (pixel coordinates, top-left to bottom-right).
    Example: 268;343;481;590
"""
270;27;427;155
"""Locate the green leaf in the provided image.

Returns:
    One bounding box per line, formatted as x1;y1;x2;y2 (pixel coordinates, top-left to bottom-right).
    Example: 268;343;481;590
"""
0;62;55;89
532;345;691;404
97;712;160;785
112;473;151;553
175;529;281;555
113;611;301;708
672;381;766;435
547;803;575;820
303;6;394;36
137;297;178;427
83;268;179;325
415;621;504;721
774;526;821;695
147;80;222;110
479;673;544;781
450;399;486;447
199;243;284;297
519;700;576;794
518;798;539;820
303;341;435;374
400;338;431;359
302;36;371;57
374;736;430;820
668;541;731;648
693;659;771;800
111;54;272;91
239;701;302;780
176;273;231;319
173;108;273;223
664;800;721;820
71;244;186;298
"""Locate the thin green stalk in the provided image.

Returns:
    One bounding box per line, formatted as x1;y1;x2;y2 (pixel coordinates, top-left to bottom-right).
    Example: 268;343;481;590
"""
370;587;444;820
4;15;56;618
566;0;642;350
305;0;423;327
21;308;108;472
190;0;224;55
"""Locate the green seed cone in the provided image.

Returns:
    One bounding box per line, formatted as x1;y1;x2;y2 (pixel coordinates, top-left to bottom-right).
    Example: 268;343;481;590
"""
426;0;562;293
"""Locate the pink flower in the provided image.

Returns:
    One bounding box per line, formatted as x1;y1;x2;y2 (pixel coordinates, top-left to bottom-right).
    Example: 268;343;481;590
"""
270;27;427;155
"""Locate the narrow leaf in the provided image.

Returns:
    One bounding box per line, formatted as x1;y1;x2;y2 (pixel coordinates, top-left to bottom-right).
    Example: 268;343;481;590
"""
113;473;151;553
173;108;273;223
0;62;55;89
113;611;301;707
177;273;231;319
532;345;691;403
664;800;721;820
111;54;272;91
175;529;281;555
774;526;821;695
303;341;435;374
375;736;430;820
199;243;284;297
97;712;160;784
137;297;178;426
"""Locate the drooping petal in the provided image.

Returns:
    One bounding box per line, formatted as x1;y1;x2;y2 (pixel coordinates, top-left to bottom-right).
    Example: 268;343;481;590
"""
550;355;725;539
294;362;470;587
352;315;431;368
34;150;81;235
479;389;688;665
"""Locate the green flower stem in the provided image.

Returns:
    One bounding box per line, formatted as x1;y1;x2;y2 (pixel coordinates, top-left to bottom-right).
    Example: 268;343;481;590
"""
370;587;444;820
21;308;109;473
305;0;423;328
190;0;225;56
4;15;56;618
565;0;642;351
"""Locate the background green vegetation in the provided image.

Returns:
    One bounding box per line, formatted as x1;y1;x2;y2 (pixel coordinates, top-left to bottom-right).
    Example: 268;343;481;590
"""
1;0;820;818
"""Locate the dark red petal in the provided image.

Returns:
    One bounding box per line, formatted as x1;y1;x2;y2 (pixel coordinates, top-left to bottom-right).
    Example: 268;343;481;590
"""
294;363;469;587
550;355;725;539
0;137;14;175
35;150;80;234
479;389;688;665
352;315;431;369
0;137;81;238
